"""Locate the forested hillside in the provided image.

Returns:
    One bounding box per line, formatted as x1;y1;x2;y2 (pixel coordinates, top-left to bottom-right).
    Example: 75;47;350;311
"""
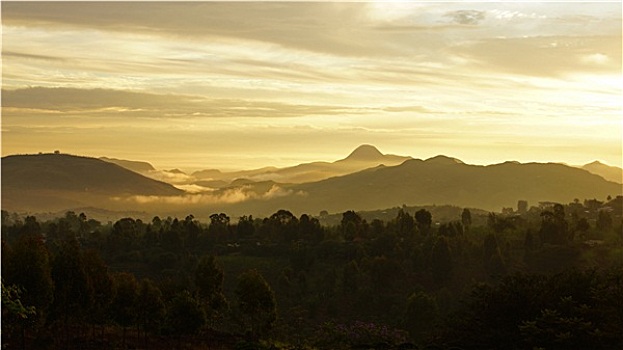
2;196;622;350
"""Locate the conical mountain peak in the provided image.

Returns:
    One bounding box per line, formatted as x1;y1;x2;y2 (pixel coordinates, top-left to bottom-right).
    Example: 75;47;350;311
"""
345;144;384;161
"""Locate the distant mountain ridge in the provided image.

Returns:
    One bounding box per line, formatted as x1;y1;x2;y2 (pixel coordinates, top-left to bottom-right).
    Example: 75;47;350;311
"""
581;161;622;184
192;145;412;184
2;153;184;211
279;158;622;213
99;156;156;173
2;148;621;217
102;146;622;190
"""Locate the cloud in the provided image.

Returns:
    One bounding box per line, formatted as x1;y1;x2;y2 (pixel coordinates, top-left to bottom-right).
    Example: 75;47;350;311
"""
1;2;384;57
451;35;621;77
3;51;68;62
1;87;364;119
444;10;486;25
146;170;195;185
115;184;302;206
581;53;610;65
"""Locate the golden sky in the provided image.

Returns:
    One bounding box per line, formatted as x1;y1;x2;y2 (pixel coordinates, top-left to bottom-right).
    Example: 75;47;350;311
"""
2;1;621;171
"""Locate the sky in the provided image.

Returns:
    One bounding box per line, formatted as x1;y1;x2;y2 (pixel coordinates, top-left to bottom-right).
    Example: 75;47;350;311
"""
2;1;621;171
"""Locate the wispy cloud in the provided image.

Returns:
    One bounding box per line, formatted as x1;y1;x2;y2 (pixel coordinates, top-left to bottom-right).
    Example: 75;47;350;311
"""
115;184;303;206
1;87;365;119
2;1;621;168
444;10;486;25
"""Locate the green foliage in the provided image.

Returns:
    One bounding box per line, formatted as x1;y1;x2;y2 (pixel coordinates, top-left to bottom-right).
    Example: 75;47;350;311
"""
83;248;113;326
137;278;165;333
341;210;363;241
415;209;432;233
597;210;613;231
442;269;623;349
314;321;408;350
520;307;595;350
165;291;206;337
395;209;416;238
431;237;452;283
0;198;620;349
195;254;228;322
195;254;224;299
110;272;138;328
235;269;277;340
3;233;54;324
405;291;439;340
539;205;570;245
1;280;36;342
50;238;92;323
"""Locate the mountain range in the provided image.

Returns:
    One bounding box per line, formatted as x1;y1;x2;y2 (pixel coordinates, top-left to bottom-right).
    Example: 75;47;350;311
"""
189;144;412;185
1;153;182;212
1;146;621;218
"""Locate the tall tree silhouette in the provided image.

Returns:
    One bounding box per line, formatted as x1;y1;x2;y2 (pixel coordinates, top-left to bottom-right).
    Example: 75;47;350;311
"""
235;269;277;340
111;272;138;348
415;209;432;234
4;233;53;328
50;238;92;345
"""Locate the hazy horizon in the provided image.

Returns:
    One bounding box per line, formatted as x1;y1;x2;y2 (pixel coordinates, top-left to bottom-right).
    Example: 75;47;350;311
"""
1;144;620;175
2;1;621;171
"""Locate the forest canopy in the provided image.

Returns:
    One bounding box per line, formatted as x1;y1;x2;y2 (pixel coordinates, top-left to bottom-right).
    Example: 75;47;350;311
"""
1;197;622;350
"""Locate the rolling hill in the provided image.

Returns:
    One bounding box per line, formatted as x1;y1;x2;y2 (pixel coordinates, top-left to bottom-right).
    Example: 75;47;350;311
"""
270;158;623;214
99;156;156;173
581;161;622;184
156;157;622;218
1;153;184;212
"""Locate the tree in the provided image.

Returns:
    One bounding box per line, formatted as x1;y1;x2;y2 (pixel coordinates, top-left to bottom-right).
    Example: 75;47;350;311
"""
539;205;569;245
396;209;415;238
3;233;54;326
82;249;113;335
183;214;202;247
368;255;402;293
405;291;439;341
111;272;138;348
341;210;363;241
209;213;230;241
137;278;165;342
596;210;613;231
431;237;452;283
110;217;140;252
237;215;255;237
483;233;506;276
20;216;42;236
194;254;227;321
342;260;361;293
165;291;206;343
461;208;472;229
299;214;323;242
195;255;224;299
50;238;92;344
267;209;299;242
415;209;432;234
235;269;277;340
2;280;36;348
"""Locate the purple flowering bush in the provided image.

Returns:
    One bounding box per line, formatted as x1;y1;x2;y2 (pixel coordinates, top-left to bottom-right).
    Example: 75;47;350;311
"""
314;320;408;349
